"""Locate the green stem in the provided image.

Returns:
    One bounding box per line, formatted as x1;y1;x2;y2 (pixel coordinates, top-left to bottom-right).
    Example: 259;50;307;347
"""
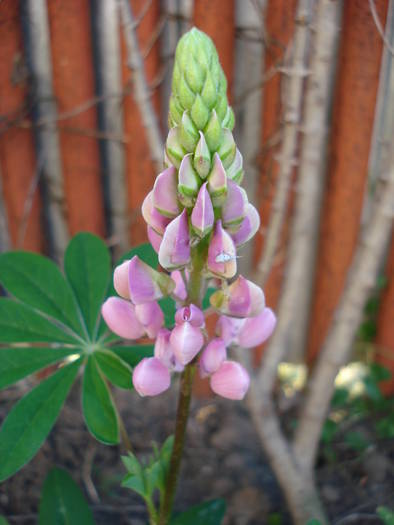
157;242;206;524
158;364;196;524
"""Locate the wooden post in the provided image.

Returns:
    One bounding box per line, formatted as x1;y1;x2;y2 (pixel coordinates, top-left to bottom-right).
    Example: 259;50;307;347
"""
48;0;105;237
0;0;43;253
307;0;389;361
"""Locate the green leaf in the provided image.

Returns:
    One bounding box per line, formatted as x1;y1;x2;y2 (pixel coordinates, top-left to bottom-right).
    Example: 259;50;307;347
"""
159;297;177;328
321;419;338;444
202;287;217;310
0;517;9;525
0;347;79;389
0;299;77;344
331;387;349;408
171;499;226;525
121;453;146;498
117;243;158;269
64;233;110;339
95;349;133;389
39;467;95;525
344;431;369;452
377;506;394;525
369;363;392;382
82;355;119;445
0;359;81;482
306;520;322;525
110;345;154;367
0;251;84;336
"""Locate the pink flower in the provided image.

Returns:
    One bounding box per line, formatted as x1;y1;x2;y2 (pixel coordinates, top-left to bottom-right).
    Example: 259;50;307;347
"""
174;304;205;327
128;256;175;305
231;203;260;247
135;302;164;339
153;166;179;217
210;360;250;400
216;308;276;348
101;297;145;340
147;226;162;253
170;321;204;366
159;209;191;270
207;220;237;279
191;182;214;238
132;357;171;397
142;191;171;235
210;275;265;318
154;328;184;372
199;338;227;378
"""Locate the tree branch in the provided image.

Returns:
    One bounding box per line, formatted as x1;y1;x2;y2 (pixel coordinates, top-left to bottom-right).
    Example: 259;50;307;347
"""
118;0;164;172
294;144;394;473
255;0;312;286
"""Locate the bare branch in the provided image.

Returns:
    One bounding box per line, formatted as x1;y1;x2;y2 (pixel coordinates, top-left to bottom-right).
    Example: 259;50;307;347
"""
369;0;394;56
261;0;341;366
118;0;164;172
21;0;69;261
294;144;394;473
255;0;312;286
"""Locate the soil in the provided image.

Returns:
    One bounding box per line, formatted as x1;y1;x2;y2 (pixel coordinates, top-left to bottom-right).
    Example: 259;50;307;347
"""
1;378;393;525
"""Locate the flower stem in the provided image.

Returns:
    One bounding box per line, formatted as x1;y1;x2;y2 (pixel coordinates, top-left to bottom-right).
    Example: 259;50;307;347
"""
158;363;196;524
158;242;206;524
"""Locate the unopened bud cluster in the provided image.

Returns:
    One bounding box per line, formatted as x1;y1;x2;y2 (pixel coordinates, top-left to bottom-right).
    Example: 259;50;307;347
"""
102;28;276;400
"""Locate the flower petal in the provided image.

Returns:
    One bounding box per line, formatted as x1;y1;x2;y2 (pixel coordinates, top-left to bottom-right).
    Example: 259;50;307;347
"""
174;304;205;327
153;166;179;217
191;182;214;238
199;338;227;377
135;301;164;339
222;180;248;228
237;307;277;348
101;297;145;340
159;209;191;270
231;203;260;247
210;276;265;318
133;357;171;397
142;191;171;235
210;360;250;400
113;260;130;299
170;322;204;365
216;315;245;345
129;256;175;304
147;226;162;253
207;220;237;279
171;270;188;301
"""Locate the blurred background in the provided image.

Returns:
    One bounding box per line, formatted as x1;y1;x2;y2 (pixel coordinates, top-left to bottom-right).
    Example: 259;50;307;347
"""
0;1;393;523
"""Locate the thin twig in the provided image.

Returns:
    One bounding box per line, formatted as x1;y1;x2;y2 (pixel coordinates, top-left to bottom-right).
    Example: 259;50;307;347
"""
369;0;394;56
118;0;164;172
255;0;312;286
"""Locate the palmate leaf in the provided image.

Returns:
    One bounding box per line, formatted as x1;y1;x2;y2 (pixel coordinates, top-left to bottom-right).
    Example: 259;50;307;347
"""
0;251;84;336
82;355;119;445
170;499;226;525
110;345;154;367
39;467;95;525
95;349;133;389
0;358;82;482
64;233;110;340
0;299;77;344
0;347;79;389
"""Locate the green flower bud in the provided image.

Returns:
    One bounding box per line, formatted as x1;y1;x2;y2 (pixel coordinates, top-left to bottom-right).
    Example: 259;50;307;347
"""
201;74;217;109
204;110;222;152
185;57;205;93
179;111;199;152
178;74;196;110
226;149;244;185
217;129;236;168
191;94;210;130
166;127;185;168
194;132;211;179
178;153;201;198
208;153;227;206
222;106;235;130
169;95;183;127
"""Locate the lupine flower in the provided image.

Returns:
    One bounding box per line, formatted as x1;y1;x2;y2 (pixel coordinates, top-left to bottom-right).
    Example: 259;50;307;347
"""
216;308;277;349
103;28;276;401
159;209;191;270
128;256;175;304
210;361;250;400
199;338;227;377
133;357;171;396
191;182;214;238
101;297;145;340
209;275;265;317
